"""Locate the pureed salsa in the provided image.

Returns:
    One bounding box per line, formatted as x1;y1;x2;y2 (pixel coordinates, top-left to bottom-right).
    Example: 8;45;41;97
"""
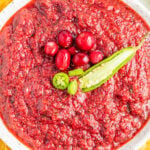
0;0;150;149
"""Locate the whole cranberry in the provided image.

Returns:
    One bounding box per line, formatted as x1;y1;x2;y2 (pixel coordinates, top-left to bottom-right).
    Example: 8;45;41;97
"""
72;53;89;66
58;30;73;48
76;32;95;51
68;47;78;55
90;50;104;64
45;41;59;56
55;49;71;70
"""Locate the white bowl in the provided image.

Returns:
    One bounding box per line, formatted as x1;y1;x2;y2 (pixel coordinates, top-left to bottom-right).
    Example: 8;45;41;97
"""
0;0;149;150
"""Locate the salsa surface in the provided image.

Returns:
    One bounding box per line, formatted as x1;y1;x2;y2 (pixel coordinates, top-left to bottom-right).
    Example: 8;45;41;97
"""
0;0;150;149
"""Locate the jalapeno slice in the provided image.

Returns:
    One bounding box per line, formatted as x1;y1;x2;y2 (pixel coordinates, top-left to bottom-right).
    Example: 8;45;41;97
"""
69;69;84;77
68;80;78;95
52;72;69;90
79;33;149;92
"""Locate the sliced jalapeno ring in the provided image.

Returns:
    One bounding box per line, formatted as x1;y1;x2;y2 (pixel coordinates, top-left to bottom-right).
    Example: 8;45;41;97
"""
52;72;69;90
68;80;78;95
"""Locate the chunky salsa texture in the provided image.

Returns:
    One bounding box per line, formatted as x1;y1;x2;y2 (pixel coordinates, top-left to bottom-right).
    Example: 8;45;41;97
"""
0;0;150;149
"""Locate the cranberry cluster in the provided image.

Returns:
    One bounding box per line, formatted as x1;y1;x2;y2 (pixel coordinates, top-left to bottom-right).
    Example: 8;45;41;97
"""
45;30;104;71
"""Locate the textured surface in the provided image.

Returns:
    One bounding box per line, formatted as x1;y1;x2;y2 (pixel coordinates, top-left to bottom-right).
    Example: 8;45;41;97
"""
0;0;149;150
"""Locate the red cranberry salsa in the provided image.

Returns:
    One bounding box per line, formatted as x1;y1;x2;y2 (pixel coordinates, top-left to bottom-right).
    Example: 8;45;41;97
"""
0;0;150;149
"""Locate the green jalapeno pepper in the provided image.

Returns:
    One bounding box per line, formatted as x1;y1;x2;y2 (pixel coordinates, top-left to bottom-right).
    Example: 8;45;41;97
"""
69;69;84;77
79;33;149;92
53;72;69;90
68;80;78;95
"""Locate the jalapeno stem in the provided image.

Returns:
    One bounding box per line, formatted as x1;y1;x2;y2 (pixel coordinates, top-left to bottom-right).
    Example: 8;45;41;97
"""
79;32;149;92
69;69;84;77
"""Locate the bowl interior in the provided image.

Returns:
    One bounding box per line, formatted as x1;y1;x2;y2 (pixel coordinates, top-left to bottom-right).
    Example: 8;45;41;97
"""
0;0;149;150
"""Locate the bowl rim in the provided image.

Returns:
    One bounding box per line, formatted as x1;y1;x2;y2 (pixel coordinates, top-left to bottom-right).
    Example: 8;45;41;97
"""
0;0;150;150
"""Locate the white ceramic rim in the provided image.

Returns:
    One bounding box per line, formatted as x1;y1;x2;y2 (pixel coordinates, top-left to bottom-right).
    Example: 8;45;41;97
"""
0;0;150;150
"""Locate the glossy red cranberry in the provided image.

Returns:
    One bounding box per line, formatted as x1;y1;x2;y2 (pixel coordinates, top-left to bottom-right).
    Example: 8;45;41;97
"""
68;47;78;55
76;32;95;51
55;49;71;70
58;30;73;48
89;50;104;64
72;53;89;66
45;41;59;56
